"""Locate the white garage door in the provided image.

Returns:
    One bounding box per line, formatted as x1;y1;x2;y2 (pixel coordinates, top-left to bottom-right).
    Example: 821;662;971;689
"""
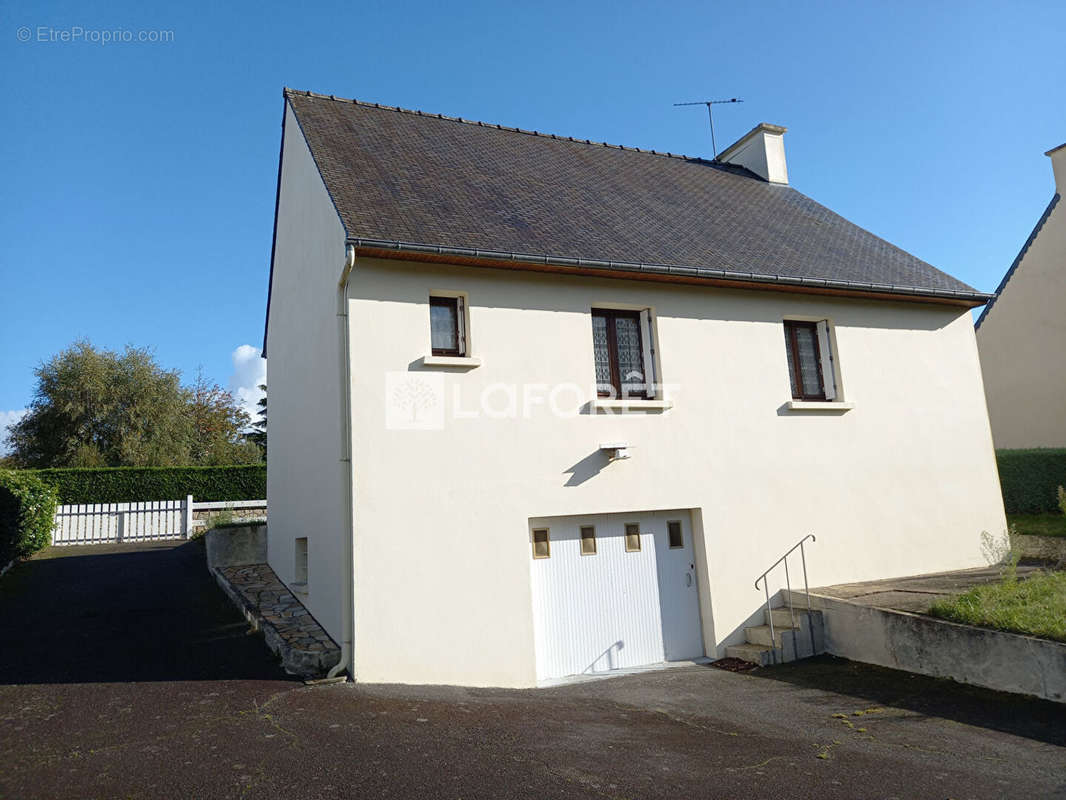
529;510;704;682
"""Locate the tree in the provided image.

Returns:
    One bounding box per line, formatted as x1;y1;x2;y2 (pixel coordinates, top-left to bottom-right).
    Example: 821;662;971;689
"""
246;383;267;458
185;371;262;466
5;340;264;468
7;341;191;467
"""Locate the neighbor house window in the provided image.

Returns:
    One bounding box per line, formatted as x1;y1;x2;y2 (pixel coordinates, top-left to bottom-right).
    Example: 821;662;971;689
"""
532;528;551;559
430;295;466;356
783;320;837;401
624;523;641;552
580;525;597;556
591;308;656;398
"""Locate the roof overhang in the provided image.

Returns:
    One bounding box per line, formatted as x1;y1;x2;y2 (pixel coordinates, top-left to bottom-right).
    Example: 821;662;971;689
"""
348;237;993;309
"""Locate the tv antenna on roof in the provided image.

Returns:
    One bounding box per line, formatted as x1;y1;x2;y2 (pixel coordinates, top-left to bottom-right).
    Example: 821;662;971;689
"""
673;98;743;158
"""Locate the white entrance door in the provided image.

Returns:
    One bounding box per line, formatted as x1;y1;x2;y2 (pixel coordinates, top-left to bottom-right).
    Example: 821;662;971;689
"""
530;510;704;681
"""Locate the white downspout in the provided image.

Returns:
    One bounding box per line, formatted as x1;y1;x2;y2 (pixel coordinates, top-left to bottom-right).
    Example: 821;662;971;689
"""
327;243;358;679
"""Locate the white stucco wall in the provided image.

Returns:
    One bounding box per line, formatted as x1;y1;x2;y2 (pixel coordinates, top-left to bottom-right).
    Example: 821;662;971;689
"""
345;257;1006;687
264;103;349;642
976;195;1066;448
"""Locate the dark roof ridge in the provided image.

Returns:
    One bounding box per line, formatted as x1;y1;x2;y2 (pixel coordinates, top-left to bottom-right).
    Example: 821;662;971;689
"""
282;87;714;166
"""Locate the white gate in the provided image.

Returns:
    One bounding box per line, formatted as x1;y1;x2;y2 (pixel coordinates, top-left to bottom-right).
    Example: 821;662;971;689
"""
52;496;194;545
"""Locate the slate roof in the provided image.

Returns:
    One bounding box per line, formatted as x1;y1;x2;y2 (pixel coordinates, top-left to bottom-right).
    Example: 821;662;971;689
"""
282;88;988;303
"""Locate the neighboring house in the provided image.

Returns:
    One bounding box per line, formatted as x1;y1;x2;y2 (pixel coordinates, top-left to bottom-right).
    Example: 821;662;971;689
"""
975;144;1066;449
264;88;1006;688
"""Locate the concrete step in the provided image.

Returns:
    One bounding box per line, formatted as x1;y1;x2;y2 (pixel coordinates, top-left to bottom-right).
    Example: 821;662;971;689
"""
765;606;814;629
745;624;791;648
725;642;776;666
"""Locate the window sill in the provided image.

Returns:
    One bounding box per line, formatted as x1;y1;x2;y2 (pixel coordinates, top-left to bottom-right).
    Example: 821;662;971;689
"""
422;355;481;368
785;400;854;412
593;398;674;411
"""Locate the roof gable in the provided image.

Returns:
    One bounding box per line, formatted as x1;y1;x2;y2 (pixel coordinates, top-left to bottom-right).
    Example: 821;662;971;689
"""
974;193;1061;329
284;89;987;304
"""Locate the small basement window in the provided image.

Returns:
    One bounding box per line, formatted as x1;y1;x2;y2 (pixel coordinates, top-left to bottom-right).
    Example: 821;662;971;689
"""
624;523;641;552
430;295;466;356
668;520;684;549
532;528;551;559
783;320;838;401
580;525;597;556
294;537;308;585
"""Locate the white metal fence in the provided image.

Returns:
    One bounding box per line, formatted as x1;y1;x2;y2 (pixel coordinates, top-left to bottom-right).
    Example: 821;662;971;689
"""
51;497;267;546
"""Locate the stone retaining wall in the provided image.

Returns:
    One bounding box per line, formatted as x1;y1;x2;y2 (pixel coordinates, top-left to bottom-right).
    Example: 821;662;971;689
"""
206;524;340;679
213;562;341;678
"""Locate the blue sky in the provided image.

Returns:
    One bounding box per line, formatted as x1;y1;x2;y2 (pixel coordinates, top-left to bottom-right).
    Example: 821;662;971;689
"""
2;0;1064;444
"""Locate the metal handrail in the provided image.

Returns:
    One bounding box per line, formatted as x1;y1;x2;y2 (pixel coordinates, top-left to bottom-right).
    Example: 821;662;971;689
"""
754;534;816;663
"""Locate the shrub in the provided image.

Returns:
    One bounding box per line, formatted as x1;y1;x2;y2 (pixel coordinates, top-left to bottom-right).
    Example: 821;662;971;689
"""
0;469;59;565
995;449;1066;514
24;465;265;504
206;506;236;530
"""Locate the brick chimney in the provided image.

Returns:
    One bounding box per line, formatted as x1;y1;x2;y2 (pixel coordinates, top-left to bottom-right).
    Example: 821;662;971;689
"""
1046;142;1066;195
717;123;789;184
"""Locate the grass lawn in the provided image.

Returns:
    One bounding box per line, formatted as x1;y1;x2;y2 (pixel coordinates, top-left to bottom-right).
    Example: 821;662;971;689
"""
1007;513;1066;538
929;570;1066;643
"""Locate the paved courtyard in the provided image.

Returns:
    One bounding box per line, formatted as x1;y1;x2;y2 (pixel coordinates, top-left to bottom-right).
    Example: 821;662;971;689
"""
1;542;1064;799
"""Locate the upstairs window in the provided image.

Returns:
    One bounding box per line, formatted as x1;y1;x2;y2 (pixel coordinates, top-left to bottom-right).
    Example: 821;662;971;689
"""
592;308;656;398
430;295;466;356
783;320;837;401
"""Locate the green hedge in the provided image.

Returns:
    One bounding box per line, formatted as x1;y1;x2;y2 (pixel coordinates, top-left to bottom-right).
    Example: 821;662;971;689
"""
0;470;59;565
25;465;266;505
996;449;1066;514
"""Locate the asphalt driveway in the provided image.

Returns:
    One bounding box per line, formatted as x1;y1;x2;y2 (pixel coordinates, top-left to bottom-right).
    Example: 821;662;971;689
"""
0;540;289;684
1;542;1064;799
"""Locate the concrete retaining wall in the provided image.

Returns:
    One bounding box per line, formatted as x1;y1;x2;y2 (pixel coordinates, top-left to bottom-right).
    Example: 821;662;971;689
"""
803;591;1066;704
205;524;267;572
1011;533;1066;565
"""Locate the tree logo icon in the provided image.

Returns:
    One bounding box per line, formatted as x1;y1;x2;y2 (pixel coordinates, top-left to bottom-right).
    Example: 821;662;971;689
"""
385;372;444;430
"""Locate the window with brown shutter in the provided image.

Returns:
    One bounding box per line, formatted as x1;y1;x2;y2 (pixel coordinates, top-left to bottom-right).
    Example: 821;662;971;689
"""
783;320;826;400
430;295;466;356
592;309;648;398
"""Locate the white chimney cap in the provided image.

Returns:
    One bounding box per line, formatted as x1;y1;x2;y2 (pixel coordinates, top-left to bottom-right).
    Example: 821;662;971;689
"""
717;123;789;185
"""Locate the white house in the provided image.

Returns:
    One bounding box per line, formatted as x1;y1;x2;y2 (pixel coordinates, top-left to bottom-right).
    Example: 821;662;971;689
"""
976;142;1066;449
264;89;1006;688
